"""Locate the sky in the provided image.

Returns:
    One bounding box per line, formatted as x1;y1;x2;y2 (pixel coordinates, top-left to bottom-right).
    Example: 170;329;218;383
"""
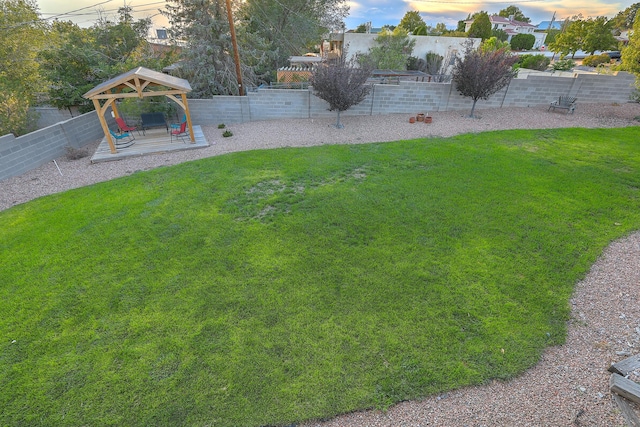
36;0;638;32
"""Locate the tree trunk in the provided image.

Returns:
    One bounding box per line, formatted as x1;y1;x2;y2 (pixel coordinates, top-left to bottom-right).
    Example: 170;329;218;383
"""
469;99;479;118
335;110;344;129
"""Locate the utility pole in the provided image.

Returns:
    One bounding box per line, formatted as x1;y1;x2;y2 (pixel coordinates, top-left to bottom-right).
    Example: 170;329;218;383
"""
225;0;244;96
548;11;557;61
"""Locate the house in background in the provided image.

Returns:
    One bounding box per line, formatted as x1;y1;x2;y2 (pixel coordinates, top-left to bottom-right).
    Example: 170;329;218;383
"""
536;20;564;31
330;33;479;65
465;15;547;49
276;33;479;83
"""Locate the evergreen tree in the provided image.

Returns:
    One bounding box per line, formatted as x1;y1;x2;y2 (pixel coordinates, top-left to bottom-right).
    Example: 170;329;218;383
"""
164;0;254;96
468;12;491;40
239;0;348;70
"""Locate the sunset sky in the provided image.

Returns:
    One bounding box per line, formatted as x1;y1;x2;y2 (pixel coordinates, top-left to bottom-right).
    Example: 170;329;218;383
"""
36;0;637;31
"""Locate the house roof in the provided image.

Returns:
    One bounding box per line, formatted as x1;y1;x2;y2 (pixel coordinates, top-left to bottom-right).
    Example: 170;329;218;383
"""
464;15;537;28
535;20;564;30
490;15;536;28
83;66;191;100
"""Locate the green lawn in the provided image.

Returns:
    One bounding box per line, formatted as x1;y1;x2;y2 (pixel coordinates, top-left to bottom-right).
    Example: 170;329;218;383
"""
1;127;640;426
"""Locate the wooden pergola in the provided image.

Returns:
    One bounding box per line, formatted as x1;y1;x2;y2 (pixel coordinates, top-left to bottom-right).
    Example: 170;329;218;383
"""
83;67;195;154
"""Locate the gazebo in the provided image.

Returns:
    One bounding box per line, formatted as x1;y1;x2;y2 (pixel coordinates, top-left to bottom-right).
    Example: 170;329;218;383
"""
83;67;195;154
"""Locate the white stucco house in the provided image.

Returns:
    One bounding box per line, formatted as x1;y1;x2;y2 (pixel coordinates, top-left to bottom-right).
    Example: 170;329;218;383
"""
465;15;547;49
324;33;481;65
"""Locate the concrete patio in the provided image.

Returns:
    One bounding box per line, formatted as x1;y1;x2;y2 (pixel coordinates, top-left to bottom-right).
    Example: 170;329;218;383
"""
90;125;209;163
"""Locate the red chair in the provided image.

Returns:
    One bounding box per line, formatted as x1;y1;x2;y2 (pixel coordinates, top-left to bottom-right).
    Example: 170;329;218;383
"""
170;120;189;143
115;117;140;135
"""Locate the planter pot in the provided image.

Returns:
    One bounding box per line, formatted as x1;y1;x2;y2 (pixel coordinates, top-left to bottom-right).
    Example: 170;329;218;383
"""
424;116;432;124
416;113;425;122
409;117;416;123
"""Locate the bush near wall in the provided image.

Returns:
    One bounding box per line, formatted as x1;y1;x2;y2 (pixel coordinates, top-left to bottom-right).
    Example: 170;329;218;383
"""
582;53;612;67
510;34;535;51
518;54;550;71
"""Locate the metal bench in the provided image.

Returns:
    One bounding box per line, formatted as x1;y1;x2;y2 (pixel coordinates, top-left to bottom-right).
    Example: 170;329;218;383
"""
548;96;577;114
140;112;168;133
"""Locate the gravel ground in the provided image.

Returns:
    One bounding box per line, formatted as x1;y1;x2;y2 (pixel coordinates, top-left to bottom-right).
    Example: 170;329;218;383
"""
2;104;640;426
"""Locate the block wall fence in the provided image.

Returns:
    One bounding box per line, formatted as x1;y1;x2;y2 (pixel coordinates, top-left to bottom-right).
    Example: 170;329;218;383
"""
1;72;637;182
189;72;637;124
0;111;115;182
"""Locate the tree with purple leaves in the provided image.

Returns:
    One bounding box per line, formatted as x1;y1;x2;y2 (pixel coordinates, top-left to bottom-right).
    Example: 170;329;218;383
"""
310;52;373;128
452;40;518;118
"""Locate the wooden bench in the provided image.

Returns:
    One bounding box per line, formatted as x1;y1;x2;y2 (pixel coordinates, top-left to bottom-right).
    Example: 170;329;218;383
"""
140;113;168;133
548;96;577;114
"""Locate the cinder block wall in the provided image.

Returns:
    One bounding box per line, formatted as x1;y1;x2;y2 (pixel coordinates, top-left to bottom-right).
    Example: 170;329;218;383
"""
188;97;250;125
0;111;114;182
2;72;636;182
249;90;310;121
187;72;636;127
33;107;75;129
569;72;636;101
502;76;574;108
369;81;447;114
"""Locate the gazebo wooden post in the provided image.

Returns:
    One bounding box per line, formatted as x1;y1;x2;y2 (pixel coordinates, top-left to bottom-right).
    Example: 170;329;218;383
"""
111;102;121;119
92;98;117;154
181;93;195;143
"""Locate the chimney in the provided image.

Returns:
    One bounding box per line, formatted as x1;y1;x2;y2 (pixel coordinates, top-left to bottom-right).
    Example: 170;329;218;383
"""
508;14;515;21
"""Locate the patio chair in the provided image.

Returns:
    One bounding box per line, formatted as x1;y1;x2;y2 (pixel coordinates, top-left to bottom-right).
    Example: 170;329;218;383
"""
115;117;140;135
108;129;136;148
548;96;577;114
170;114;186;131
170;120;189;143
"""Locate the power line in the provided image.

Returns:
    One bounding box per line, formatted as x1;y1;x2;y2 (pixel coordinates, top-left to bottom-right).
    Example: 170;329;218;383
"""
1;0;169;30
42;0;116;21
411;0;545;3
40;2;166;17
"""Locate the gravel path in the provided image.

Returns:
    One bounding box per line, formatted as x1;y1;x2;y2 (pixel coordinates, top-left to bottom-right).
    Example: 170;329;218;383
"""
2;104;640;426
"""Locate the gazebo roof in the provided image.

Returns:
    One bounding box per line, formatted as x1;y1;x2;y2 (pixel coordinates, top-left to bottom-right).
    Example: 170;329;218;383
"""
83;66;191;100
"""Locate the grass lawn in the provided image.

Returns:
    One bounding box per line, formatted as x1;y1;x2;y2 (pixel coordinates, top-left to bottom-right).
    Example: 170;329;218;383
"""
1;127;640;426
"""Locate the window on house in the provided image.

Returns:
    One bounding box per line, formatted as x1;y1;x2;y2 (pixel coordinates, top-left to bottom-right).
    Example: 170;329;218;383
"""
156;29;168;39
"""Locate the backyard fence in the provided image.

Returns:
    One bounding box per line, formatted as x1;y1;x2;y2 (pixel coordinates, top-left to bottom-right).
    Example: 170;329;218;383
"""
1;71;637;182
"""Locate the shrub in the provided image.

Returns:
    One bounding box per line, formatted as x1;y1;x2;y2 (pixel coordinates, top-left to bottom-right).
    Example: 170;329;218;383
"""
552;58;576;71
582;53;611;67
218;123;226;129
425;52;443;75
223;130;233;137
519;54;550;71
406;56;426;71
510;34;535;50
